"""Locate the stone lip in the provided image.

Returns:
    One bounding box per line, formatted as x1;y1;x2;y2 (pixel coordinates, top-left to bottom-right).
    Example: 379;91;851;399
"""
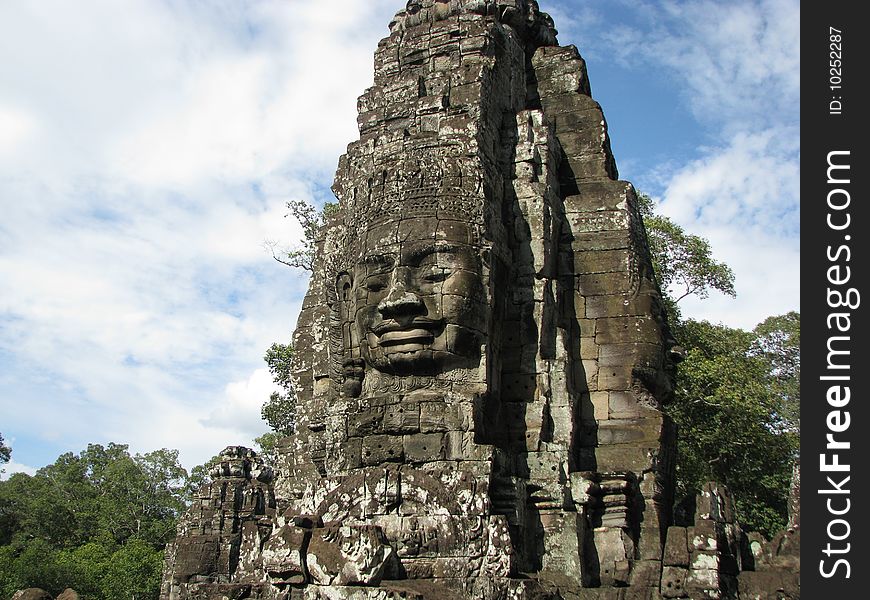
374;318;444;343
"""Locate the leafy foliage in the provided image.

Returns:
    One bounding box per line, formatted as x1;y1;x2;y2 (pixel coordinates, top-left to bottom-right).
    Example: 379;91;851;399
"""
261;199;340;436
261;342;296;435
268;199;338;271
637;193;735;321
254;432;283;466
638;192;798;537
0;444;188;599
0;538;164;600
751;311;800;434
666;319;799;537
98;539;165;600
187;453;221;494
0;433;10;470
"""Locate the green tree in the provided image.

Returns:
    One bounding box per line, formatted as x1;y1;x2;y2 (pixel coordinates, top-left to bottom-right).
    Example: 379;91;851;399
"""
637;193;735;321
0;539;73;598
0;464;89;547
751;311;800;434
267;199;338;272
261;342;296;435
262;199;338;437
667;318;798;537
56;542;114;598
0;433;10;472
0;443;188;598
99;539;164;600
187;453;221;494
15;444;188;548
254;432;283;466
638;192;798;537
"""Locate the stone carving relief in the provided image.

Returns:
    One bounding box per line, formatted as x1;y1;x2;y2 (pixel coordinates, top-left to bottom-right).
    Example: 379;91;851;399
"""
344;218;488;383
160;1;798;598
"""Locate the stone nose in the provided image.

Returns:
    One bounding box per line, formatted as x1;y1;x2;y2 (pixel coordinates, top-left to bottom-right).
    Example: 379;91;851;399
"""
378;268;424;317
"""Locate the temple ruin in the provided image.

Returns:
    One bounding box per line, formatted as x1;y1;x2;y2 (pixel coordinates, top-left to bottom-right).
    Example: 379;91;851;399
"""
160;2;799;598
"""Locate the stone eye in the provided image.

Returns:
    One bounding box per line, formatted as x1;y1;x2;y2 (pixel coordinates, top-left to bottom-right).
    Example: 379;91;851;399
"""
422;269;449;283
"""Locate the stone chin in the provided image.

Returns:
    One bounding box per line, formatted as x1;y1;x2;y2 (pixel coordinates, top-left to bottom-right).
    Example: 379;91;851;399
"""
373;348;439;375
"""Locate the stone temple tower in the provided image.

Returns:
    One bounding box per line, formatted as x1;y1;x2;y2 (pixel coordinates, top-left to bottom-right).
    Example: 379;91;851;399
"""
161;1;709;598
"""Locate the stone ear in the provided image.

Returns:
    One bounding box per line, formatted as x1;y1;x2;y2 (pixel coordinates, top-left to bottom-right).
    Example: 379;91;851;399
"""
336;272;354;324
335;272;363;397
336;272;353;302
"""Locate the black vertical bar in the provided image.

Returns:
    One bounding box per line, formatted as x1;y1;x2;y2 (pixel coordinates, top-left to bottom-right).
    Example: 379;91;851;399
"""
802;2;868;596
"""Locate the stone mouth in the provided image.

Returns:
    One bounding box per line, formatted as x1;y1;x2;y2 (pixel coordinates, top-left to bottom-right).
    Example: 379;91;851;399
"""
378;328;434;346
373;318;442;339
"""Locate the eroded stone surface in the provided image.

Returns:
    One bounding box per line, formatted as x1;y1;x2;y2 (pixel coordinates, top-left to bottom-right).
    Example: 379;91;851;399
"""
160;1;797;598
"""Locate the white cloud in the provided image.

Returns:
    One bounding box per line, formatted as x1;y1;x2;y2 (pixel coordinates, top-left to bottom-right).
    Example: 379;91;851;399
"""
595;0;799;131
654;129;799;329
203;368;280;437
0;104;39;156
659;129;799;235
0;0;799;472
0;0;399;470
1;460;38;480
554;0;800;327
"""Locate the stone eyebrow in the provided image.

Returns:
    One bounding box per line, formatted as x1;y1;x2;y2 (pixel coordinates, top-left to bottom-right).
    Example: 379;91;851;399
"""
407;242;463;263
359;253;395;266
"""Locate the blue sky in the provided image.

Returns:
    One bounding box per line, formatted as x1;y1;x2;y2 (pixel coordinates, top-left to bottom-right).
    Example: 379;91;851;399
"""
0;0;799;476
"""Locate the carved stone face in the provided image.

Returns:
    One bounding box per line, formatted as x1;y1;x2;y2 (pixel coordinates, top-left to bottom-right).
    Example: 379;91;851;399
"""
351;219;487;376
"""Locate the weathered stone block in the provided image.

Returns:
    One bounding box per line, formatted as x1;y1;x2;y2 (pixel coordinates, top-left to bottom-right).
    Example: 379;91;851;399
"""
382;401;421;434
689;521;720;552
585;292;657;319
660;566;689;598
501;372;538;402
580;337;599;361
362;435;404;465
558;126;610;159
599;344;662;370
516;451;567;481
597;365;633;391
450;82;481;107
403;433;446;463
348;407;384;437
609;391;644;419
562;153;617;182
572;231;632;253
568;210;631;234
575;249;631;275
307;525;394;586
591;391;610;421
596;316;661;345
596;446;659;473
538;90;600;116
335;438;362;471
738;570;800;600
684;566;720;598
630;559;664;588
262;524;309;586
419;402;460;432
